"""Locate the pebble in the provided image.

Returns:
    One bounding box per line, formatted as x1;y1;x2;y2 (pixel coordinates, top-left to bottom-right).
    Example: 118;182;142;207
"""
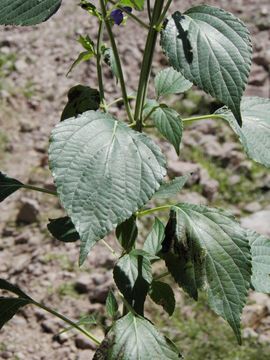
241;210;270;236
75;335;96;350
16;198;40;224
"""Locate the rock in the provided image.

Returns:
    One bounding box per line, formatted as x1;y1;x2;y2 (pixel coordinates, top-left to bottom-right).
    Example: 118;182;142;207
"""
78;350;95;360
54;333;69;344
241;210;270;236
75;335;96;350
74;274;92;294
19;120;35;133
14;232;29;245
249;64;268;86
12;254;30;274
89;280;111;304
200;169;219;201
179;192;207;205
228;175;241;186
244;202;262;213
167;159;201;185
15;59;28;73
1;227;15;237
242;304;268;327
41;319;59;334
243;327;259;339
16;198;40;224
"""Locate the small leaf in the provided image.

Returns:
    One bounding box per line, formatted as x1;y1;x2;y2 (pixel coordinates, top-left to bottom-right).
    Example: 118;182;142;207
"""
60;314;96;334
163;204;251;343
106;291;119;319
119;0;145;11
161;6;252;125
247;230;270;293
143;218;165;256
93;312;181;360
113;250;152;315
80;1;102;19
153;175;189;199
0;172;23;203
102;47;119;80
0;0;62;26
149;281;175;316
47;217;80;243
49;111;166;265
215;97;270;168
61;85;100;121
67;51;94;76
116;215;138;252
155;67;192;98
78;35;95;52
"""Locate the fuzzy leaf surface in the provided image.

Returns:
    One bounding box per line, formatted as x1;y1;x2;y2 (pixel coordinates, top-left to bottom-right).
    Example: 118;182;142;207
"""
155;67;192;98
215;97;270;168
160;6;252;125
49;111;166;264
153;175;189;199
0;0;62;25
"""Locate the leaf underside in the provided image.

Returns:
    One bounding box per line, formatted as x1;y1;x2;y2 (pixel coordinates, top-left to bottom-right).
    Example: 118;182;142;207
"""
0;0;62;25
160;6;252;125
49;111;166;265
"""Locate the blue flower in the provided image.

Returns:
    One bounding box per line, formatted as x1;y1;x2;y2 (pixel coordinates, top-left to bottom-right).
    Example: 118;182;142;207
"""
110;6;132;25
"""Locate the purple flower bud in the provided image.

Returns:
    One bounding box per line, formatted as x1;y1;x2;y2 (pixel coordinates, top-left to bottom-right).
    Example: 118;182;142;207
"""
110;6;132;26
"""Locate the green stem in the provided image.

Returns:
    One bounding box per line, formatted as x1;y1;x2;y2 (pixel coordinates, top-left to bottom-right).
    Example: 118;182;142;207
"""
147;0;152;22
136;204;172;217
108;0;150;30
156;0;173;30
154;271;170;281
182;114;224;123
33;301;101;345
134;0;165;131
100;0;134;123
107;94;136;108
96;20;105;107
143;105;159;123
22;184;57;196
101;239;119;257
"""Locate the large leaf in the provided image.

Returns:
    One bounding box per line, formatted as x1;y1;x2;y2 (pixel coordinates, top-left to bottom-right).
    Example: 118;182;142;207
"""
215;97;270;168
163;204;251;343
143;218;165;256
155;67;192;98
247;230;270;293
0;0;62;26
47;216;80;243
149;281;175;316
0;279;33;330
160;6;252;125
61;85;100;121
93;312;181;360
113;250;152;315
153;175;189;200
0;172;23;202
49;110;166;265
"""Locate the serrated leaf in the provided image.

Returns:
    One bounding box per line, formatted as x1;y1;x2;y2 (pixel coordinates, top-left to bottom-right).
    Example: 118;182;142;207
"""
247;230;270;293
149;281;175;316
61;85;100;121
161;6;252;126
106;291;119;319
143;218;165;256
113;250;152;315
0;0;62;26
116;215;138;252
164;204;251;343
215;97;270;168
155;67;192;98
0;172;23;202
47;216;79;243
119;0;145;11
153;175;189;199
49;111;166;265
93;312;181;360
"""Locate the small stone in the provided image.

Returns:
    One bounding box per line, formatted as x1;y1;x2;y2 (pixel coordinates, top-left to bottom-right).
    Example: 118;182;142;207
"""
14;232;29;245
12;254;30;274
89;280;111;304
74;274;92;294
78;350;95;360
41;319;59;334
2;227;15;237
242;304;268;327
241;210;270;237
243;327;258;339
228;175;241;186
244;202;262;213
54;333;69;344
15;59;28;73
75;335;96;350
16;198;40;224
19;120;35;133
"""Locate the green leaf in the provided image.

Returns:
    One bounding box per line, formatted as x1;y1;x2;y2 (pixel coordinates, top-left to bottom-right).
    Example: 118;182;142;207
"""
143;218;165;256
113;250;152;314
61;85;100;121
93;312;181;360
67;36;95;75
67;51;94;76
163;204;251;343
102;47;119;81
149;281;175;316
116;215;138;252
0;172;23;203
151;106;183;156
0;279;33;330
59;314;96;334
47;217;80;243
80;1;102;19
49;111;166;265
119;0;145;11
106;291;119;319
153;175;189;199
155;67;192;98
247;230;270;293
0;0;62;26
215;97;270;168
161;6;252;126
78;35;95;52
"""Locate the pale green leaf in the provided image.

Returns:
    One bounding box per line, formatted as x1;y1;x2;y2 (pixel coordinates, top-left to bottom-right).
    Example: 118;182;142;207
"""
0;0;62;25
49;111;166;265
143;218;165;256
119;0;145;11
106;291;119;319
154;175;189;200
93;313;181;360
215;97;270;168
161;6;252;125
155;67;192;98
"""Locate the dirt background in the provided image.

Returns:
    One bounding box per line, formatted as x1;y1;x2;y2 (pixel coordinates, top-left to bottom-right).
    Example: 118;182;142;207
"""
0;1;270;359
